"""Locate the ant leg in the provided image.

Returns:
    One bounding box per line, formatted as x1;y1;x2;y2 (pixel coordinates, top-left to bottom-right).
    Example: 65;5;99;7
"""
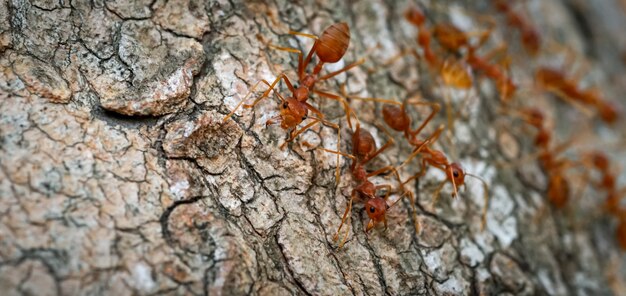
391;191;420;233
318;58;366;81
312;89;356;130
269;44;304;75
317;147;357;185
336;125;341;185
223;79;273;122
346;95;403;106
243;74;295;109
400;125;444;168
288;30;319;40
448;166;459;198
287;30;319;78
281;119;321;149
334;191;355;244
429;180;447;211
405;98;442;138
466;173;490;231
382;48;420;67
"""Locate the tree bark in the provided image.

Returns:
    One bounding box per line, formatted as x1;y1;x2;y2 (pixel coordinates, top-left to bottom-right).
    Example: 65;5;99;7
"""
1;0;626;295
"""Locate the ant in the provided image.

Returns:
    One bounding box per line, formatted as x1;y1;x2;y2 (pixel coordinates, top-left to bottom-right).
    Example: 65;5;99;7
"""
347;93;490;228
582;151;625;216
492;0;541;56
318;115;417;248
534;59;621;124
505;107;581;208
398;127;490;228
467;45;517;101
423;17;516;102
404;6;440;69
223;22;364;147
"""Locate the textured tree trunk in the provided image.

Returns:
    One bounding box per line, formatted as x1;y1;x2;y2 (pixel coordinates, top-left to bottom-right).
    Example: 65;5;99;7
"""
1;0;626;295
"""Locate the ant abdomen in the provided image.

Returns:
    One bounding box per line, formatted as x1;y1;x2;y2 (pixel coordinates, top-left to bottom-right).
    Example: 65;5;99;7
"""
548;175;569;208
352;127;377;160
382;105;410;132
317;23;350;63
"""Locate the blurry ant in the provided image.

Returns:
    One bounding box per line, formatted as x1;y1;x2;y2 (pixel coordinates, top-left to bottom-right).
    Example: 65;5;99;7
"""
582;151;626;216
404;6;440;69
467;45;517;101
223;22;364;147
504;107;582;208
492;0;541;56
318;115;417;247
535;66;621;124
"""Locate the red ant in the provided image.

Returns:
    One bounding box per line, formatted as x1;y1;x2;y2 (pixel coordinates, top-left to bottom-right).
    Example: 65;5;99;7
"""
347;93;490;228
582;151;626;216
492;0;541;56
405;6;440;69
467;45;517;101
318;115;416;247
506;107;581;208
425;18;516;101
398;127;490;228
223;22;364;147
535;65;621;124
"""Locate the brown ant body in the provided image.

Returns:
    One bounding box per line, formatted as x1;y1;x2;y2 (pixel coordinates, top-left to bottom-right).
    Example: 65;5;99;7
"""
405;7;440;69
535;67;621;124
583;151;626;216
223;22;364;147
492;0;541;56
511;107;580;208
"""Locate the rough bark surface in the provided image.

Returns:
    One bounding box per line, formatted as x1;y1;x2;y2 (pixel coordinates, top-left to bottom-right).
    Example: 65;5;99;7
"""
1;0;626;295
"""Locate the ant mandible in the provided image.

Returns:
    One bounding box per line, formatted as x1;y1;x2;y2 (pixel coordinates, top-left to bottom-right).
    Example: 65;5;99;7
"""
223;22;364;147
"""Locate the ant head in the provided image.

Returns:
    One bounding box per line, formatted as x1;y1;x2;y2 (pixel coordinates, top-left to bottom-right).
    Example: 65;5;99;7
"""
590;151;609;171
547;175;569;208
598;100;621;124
317;23;350;63
523;108;545;128
601;174;616;190
433;24;467;52
382;104;409;132
279;98;308;129
534;129;550;148
521;28;540;56
492;0;510;12
405;7;425;26
448;162;466;187
365;197;388;223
